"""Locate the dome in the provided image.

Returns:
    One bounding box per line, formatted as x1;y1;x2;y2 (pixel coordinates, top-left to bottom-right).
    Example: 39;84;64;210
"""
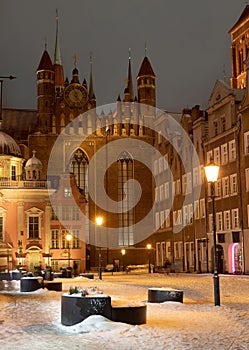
25;150;42;169
0;131;22;157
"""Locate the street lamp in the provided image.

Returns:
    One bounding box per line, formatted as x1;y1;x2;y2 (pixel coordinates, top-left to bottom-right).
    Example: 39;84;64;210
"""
147;243;152;273
66;233;72;268
204;162;220;306
96;216;103;280
0;75;16;123
121;249;126;272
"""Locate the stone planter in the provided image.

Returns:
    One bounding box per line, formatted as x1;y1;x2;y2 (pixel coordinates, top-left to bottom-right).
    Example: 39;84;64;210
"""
61;294;112;326
111;304;147;325
148;287;183;303
20;277;43;292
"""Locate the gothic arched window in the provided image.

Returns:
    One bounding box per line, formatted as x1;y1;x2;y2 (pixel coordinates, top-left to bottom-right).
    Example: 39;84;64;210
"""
69;149;89;195
117;151;134;246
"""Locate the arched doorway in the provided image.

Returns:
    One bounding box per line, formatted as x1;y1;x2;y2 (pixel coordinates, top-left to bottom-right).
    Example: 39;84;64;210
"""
27;247;42;272
211;244;224;273
217;245;224;274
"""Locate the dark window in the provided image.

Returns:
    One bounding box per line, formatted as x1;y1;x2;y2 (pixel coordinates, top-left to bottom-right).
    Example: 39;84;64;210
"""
232;231;240;243
29;217;39;239
218;234;225;243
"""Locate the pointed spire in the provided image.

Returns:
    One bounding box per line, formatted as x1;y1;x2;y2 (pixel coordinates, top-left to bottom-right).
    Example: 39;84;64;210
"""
89;53;95;100
223;64;227;84
54;9;61;65
71;54;79;83
54;9;64;90
144;42;147;57
126;48;134;100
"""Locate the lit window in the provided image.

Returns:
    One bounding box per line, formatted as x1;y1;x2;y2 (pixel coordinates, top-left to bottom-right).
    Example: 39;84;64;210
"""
64;188;72;197
229;140;236;162
246;168;249;192
216;212;223;231
194;200;199;220
231;209;239;229
224;210;231;231
51;229;59;249
222;177;229;197
230;174;237;195
200;199;206;218
244;131;249;154
221;143;228;165
214;147;220;165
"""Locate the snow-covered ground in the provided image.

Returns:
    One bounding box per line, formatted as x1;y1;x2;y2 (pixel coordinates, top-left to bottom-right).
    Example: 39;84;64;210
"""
0;272;249;350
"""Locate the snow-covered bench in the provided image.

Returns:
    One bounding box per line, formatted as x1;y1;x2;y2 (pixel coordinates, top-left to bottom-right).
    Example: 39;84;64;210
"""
148;287;183;303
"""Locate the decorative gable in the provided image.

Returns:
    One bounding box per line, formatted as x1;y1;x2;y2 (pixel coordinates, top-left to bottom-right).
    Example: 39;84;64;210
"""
208;80;233;108
25;207;43;215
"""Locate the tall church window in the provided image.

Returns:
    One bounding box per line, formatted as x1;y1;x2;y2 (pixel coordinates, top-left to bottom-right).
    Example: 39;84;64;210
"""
117;151;134;246
70;149;89;194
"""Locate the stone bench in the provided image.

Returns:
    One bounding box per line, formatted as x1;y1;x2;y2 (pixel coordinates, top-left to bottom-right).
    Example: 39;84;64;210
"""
79;273;94;279
0;272;22;281
61;294;147;326
44;281;62;291
148;287;183;303
111;304;146;325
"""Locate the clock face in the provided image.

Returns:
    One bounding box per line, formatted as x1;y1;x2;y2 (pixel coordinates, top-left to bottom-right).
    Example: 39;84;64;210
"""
64;84;88;107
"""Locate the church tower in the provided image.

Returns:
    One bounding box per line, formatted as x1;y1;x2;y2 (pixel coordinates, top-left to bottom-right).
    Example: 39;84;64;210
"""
136;54;156;107
36;48;54;133
229;5;249;89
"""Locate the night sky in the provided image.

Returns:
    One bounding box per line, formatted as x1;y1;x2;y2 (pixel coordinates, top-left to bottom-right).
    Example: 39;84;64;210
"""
0;0;246;113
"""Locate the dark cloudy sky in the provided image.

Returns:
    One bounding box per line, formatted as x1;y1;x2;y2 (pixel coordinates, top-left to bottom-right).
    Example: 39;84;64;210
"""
0;0;246;112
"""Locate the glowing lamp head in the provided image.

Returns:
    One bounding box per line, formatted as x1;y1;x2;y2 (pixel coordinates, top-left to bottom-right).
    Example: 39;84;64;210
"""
66;233;72;241
121;249;126;256
147;243;152;250
204;163;219;183
96;216;103;226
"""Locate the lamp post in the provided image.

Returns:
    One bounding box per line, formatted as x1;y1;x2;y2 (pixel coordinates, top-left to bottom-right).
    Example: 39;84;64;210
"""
204;162;220;306
66;233;72;268
147;243;152;273
0;75;16;123
96;216;103;280
121;249;126;272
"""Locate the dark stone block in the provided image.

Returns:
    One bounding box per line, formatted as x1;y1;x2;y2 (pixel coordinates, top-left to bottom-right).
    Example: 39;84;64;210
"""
61;295;112;326
148;288;183;303
79;273;94;279
0;272;11;281
111;304;147;325
11;272;22;280
20;277;43;292
44;281;62;291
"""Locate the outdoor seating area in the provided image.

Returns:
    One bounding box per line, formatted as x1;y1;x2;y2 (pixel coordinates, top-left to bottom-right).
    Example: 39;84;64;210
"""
61;287;147;326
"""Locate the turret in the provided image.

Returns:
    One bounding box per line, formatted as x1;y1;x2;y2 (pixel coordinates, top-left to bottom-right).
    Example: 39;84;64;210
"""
36;47;54;133
136;54;156;107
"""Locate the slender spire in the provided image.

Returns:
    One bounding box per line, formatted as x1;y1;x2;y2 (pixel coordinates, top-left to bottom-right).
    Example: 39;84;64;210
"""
54;9;64;91
144;42;147;57
89;53;95;100
54;9;61;65
126;48;134;100
223;64;227;84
